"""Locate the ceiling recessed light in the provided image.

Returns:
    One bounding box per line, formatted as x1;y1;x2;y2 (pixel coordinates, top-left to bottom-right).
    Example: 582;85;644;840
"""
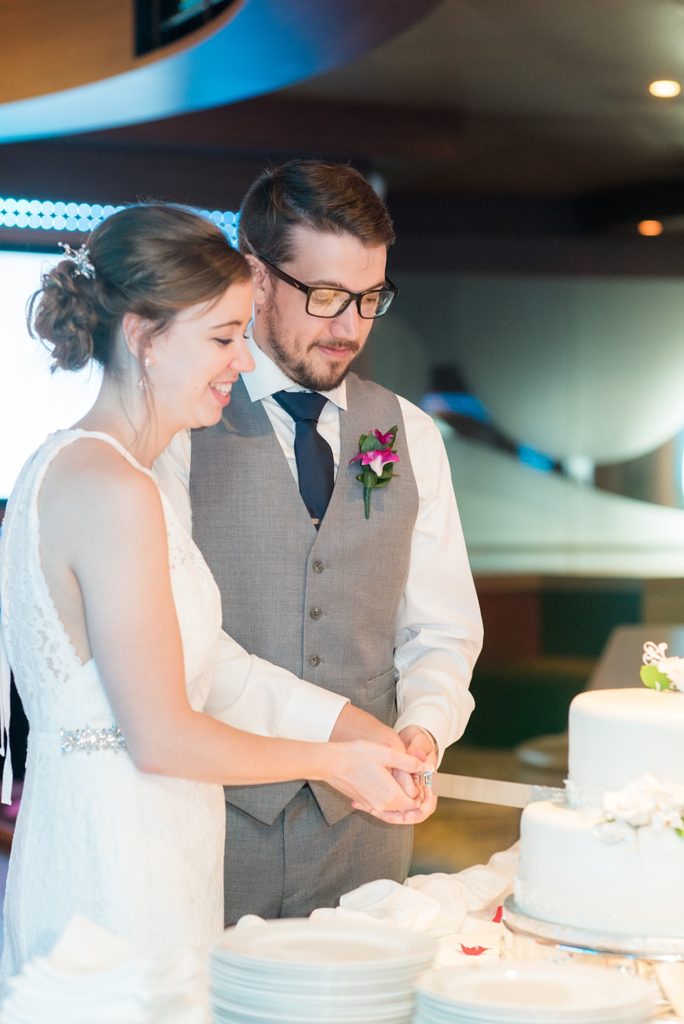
649;80;681;98
637;220;663;236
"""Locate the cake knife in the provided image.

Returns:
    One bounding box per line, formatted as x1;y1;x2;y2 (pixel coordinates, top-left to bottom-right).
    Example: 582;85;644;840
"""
420;770;565;808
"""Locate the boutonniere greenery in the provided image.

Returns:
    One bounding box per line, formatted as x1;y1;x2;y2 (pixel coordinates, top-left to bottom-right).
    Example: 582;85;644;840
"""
349;426;400;519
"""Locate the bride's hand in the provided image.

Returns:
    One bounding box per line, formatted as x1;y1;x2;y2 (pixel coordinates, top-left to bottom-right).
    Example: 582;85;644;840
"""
358;782;438;825
375;724;438;823
323;741;425;814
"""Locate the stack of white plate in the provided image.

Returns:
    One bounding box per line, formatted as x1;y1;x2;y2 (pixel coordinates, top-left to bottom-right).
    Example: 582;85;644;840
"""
209;919;437;1023
414;962;656;1024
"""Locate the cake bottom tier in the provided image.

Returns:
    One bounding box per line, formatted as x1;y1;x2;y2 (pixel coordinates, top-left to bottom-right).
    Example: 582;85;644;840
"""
515;800;684;939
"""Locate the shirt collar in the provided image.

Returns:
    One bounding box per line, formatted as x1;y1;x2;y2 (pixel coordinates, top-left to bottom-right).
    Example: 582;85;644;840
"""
241;326;348;411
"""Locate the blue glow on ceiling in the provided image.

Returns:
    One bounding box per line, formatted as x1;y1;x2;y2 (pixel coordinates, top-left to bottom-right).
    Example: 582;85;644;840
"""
0;1;431;142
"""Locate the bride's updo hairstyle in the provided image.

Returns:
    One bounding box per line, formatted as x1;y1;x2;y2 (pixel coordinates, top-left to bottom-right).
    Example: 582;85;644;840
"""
29;203;251;373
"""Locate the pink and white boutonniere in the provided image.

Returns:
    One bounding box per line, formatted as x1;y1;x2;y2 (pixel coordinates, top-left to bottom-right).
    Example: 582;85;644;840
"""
349;426;400;519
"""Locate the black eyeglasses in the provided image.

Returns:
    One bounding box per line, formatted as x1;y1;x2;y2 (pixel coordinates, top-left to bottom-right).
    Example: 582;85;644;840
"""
258;254;398;319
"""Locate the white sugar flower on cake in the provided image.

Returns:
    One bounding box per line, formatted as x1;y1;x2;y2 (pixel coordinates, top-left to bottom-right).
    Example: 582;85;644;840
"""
641;640;684;692
598;775;684;838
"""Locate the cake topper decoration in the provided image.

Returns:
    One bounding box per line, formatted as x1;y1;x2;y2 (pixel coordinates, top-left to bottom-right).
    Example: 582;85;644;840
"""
640;640;684;693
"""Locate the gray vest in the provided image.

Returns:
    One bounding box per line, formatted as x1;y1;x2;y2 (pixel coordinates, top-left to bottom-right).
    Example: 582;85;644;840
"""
190;373;419;825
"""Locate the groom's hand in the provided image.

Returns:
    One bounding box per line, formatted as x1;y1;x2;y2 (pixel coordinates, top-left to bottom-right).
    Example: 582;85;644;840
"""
329;708;441;822
330;705;422;812
398;725;438;765
330;703;405;752
367;725;439;825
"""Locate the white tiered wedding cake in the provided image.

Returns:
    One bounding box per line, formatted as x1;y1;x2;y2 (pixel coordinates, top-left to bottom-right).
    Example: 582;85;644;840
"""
515;642;684;940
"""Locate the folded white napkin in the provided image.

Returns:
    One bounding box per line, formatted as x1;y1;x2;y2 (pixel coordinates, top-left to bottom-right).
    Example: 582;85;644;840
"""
305;843;519;966
1;915;210;1024
341;875;465;933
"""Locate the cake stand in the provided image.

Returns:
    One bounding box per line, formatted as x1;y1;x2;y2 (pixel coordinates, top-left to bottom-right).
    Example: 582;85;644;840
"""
503;896;684;1021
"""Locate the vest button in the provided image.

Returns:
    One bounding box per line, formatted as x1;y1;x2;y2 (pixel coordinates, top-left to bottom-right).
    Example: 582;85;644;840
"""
308;654;321;667
309;607;322;620
312;560;324;573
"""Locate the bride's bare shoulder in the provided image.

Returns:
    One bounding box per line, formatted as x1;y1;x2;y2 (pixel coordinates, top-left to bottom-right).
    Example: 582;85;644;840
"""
40;437;160;531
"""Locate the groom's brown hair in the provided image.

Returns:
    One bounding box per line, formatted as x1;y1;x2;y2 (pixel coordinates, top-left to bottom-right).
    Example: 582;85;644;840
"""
238;159;395;266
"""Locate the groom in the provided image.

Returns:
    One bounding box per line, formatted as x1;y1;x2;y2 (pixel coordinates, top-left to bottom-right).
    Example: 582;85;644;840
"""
161;160;482;924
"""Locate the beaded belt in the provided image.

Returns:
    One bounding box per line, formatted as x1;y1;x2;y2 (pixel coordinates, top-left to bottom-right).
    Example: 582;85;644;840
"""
59;724;126;754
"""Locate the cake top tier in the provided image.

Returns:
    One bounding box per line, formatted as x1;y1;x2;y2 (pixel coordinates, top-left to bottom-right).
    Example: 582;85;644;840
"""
568;688;684;804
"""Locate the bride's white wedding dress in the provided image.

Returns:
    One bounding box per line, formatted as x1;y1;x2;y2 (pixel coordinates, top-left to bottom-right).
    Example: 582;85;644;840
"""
0;430;225;985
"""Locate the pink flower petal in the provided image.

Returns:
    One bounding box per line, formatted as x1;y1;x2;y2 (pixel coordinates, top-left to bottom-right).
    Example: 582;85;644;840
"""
373;429;394;445
358;449;400;476
359;449;382;465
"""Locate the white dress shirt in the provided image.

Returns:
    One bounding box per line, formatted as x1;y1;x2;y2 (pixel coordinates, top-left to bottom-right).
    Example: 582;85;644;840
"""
156;336;483;760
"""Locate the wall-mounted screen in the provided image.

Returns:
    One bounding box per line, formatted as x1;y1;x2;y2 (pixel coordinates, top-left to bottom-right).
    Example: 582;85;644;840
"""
135;0;238;55
0;250;102;500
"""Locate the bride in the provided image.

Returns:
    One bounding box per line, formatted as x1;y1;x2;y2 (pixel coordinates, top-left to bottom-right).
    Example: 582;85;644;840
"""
0;203;426;985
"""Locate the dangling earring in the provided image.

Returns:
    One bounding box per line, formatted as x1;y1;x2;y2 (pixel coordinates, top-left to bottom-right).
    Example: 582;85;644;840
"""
137;355;151;391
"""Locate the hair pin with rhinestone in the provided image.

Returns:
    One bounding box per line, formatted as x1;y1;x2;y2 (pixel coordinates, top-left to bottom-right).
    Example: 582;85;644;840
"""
59;242;96;279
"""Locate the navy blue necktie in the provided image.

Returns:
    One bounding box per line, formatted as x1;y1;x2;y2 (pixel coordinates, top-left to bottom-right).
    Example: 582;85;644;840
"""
273;390;334;527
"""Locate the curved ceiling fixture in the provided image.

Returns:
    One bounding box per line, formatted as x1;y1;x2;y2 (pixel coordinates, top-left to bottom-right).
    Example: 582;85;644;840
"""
0;0;440;142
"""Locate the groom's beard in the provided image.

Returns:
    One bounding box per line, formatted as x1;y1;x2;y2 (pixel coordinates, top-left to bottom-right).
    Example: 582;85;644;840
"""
264;307;361;392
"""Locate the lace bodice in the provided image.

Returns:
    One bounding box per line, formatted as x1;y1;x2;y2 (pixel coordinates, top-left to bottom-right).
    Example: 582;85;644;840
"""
0;429;221;746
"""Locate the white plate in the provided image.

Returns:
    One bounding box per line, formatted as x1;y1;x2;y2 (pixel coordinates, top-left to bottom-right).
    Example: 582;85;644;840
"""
210;985;414;1024
212;918;436;971
414;1010;652;1024
210;977;413;1006
210;955;429;982
210;992;414;1023
211;1013;411;1024
415;963;655;1023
